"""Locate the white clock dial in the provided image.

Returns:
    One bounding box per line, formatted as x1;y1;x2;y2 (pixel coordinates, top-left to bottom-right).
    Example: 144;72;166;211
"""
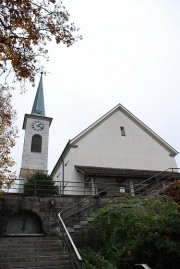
31;120;44;131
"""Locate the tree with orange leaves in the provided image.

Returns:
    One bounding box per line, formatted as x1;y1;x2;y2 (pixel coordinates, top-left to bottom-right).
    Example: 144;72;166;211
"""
163;180;180;205
0;0;81;85
0;84;18;193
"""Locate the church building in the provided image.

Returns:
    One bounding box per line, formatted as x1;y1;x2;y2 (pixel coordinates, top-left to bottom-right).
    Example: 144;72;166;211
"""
20;75;179;195
51;103;178;195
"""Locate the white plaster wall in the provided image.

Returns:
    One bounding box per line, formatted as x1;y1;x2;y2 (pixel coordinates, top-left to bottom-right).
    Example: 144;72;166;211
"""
53;150;85;195
21;117;50;171
71;110;177;172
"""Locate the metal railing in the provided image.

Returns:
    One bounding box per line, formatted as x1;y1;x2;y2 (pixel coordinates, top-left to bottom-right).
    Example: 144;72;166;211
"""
133;168;180;195
2;168;179;197
58;212;83;269
1;179;137;196
55;187;119;269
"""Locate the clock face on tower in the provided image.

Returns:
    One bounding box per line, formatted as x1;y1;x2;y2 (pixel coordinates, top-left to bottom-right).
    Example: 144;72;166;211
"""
31;120;45;131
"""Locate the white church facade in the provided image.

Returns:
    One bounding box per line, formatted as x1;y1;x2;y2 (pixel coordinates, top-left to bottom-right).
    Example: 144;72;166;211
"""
20;75;179;195
51;103;178;195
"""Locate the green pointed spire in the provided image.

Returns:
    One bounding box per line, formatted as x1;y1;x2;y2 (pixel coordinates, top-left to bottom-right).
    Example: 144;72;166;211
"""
31;73;45;116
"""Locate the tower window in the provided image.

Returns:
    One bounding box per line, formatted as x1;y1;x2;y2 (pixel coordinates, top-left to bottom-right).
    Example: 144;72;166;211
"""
120;126;126;136
31;134;42;152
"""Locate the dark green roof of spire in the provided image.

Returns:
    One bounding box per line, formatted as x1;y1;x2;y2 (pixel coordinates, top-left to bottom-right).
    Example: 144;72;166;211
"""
31;73;45;116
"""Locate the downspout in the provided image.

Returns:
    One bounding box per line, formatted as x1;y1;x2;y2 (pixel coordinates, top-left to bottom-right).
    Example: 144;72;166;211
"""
61;157;65;195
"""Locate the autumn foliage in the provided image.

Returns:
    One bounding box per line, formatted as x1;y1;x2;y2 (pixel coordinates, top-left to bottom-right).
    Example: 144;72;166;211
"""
163;180;180;205
0;85;18;192
0;0;81;84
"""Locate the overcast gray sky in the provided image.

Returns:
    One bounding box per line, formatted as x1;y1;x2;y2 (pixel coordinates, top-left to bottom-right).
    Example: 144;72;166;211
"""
8;0;180;175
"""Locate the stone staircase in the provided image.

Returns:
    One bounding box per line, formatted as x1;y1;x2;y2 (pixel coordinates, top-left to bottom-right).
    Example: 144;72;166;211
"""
67;219;90;247
0;236;72;269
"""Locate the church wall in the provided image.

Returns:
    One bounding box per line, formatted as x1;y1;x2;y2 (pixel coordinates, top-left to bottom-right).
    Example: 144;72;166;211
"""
51;108;178;195
71;110;177;172
53;150;85;195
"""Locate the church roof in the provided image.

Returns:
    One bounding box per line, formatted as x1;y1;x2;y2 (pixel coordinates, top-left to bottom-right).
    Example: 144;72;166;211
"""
31;73;45;116
75;165;180;180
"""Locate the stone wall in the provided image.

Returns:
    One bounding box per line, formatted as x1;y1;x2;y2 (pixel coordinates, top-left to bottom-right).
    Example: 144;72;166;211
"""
0;194;84;236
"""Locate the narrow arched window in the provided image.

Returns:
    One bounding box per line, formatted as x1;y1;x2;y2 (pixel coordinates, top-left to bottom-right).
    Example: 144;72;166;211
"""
31;134;42;152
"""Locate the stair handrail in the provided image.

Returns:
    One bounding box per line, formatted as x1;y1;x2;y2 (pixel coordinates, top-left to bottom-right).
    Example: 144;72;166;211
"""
60;187;114;218
134;170;180;196
58;212;82;261
133;167;179;194
57;187;117;268
136;167;178;185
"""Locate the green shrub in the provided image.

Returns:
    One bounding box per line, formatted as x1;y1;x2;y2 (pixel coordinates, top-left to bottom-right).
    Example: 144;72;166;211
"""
81;196;179;269
23;171;58;196
81;249;116;269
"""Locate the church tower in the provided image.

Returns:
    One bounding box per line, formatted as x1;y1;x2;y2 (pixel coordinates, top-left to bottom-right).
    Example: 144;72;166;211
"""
20;74;53;179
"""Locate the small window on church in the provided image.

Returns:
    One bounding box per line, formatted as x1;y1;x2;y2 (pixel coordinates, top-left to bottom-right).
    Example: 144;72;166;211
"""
120;126;126;136
31;134;42;152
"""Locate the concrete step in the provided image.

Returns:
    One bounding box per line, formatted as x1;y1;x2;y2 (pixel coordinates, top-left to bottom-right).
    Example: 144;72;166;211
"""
0;241;63;247
1;253;69;262
0;236;59;242
0;259;71;267
4;250;66;258
0;237;62;242
6;264;72;269
0;246;64;254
